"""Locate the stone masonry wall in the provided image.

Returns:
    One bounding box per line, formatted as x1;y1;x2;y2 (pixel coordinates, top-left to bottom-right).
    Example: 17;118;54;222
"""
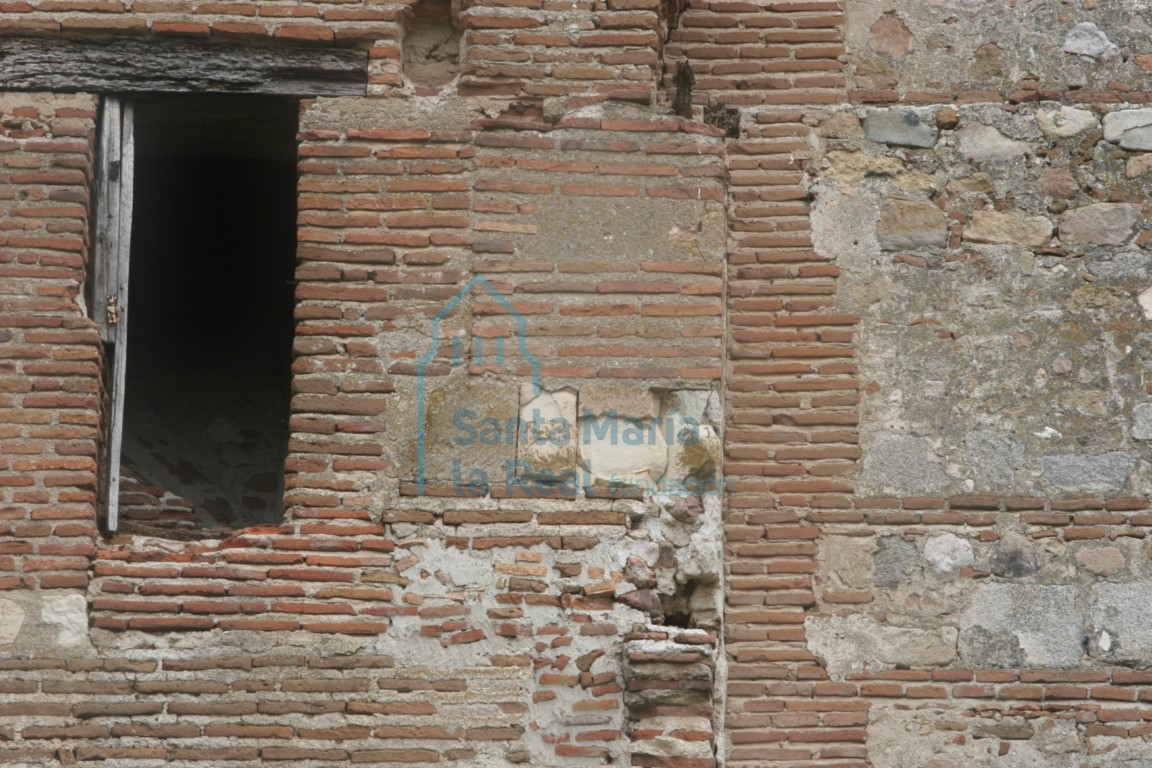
797;3;1152;768
7;1;1152;768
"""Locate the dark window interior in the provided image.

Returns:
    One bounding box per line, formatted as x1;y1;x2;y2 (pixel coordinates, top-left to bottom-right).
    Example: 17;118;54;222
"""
119;95;298;532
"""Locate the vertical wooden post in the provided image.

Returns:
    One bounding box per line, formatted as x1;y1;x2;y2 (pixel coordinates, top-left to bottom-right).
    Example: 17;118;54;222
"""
94;98;135;532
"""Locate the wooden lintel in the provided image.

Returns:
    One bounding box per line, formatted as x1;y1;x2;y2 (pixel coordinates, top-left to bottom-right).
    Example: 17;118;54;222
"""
0;36;368;96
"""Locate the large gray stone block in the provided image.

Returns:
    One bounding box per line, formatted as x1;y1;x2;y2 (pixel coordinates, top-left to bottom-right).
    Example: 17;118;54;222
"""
863;433;949;493
875;199;948;250
1040;451;1137;492
959;584;1083;668
873;536;919;588
958;124;1030;163
1062;22;1120;59
964;211;1053;247
1088;582;1152;663
864;110;937;148
1133;403;1152;441
1059;203;1141;246
1104;109;1152;150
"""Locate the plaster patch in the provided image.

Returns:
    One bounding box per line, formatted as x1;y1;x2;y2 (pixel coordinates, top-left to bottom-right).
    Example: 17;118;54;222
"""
869;706;1090;768
805;614;957;679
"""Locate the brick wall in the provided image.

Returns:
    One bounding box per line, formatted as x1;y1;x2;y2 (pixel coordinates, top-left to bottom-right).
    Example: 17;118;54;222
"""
0;72;732;768
0;92;101;594
289;100;727;522
658;0;859;763
8;1;1152;767
665;0;844;108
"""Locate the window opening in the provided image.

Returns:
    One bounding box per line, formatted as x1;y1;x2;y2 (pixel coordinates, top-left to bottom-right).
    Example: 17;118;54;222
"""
94;94;298;534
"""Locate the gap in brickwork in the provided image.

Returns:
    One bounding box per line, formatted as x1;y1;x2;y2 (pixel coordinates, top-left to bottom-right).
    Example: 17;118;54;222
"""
658;0;690;115
661;578;701;628
660;0;687;45
702;102;740;138
403;0;461;89
118;95;298;533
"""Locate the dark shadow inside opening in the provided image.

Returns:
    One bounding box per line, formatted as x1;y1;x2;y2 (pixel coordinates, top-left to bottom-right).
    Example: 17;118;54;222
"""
120;95;298;532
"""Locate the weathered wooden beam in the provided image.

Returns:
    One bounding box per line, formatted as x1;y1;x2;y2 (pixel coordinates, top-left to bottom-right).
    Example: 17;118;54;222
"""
0;36;368;96
93;97;134;533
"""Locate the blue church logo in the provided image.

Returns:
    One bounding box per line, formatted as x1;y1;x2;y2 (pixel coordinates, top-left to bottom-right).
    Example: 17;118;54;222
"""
414;275;540;496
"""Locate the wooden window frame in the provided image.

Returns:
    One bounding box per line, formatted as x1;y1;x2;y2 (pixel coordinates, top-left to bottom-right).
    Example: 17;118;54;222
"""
93;98;135;532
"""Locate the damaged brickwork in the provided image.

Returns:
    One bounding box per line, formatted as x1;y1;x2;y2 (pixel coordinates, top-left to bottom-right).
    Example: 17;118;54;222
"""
6;0;1152;767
